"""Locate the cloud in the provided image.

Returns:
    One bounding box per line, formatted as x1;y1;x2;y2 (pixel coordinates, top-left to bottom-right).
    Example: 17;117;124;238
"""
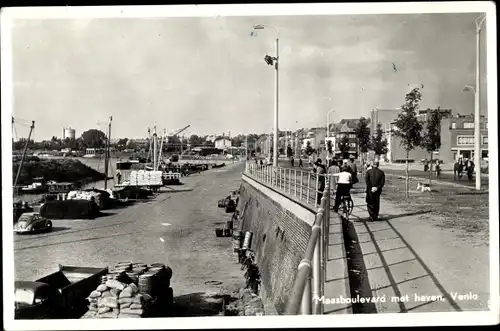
8;13;488;139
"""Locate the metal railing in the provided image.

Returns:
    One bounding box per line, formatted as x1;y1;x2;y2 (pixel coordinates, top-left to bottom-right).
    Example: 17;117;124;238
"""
245;163;336;208
244;162;333;314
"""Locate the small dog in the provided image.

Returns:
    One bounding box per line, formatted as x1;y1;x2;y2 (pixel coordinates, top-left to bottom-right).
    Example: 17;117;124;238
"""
416;182;431;192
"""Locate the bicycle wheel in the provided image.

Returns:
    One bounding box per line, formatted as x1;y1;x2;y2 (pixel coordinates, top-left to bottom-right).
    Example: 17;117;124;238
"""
347;198;354;216
341;199;349;219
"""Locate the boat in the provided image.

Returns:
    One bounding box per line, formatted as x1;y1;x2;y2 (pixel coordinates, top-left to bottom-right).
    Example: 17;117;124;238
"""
20;177;48;194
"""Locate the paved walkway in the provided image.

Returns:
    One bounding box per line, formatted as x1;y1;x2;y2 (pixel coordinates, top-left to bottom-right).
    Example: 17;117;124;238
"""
342;191;490;313
244;165;490;314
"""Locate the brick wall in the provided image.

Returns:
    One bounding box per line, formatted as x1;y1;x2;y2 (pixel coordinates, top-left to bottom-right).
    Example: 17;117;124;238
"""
238;179;313;314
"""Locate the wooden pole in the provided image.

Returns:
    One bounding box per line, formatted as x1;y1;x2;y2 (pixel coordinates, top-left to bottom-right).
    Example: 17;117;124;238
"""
104;116;112;190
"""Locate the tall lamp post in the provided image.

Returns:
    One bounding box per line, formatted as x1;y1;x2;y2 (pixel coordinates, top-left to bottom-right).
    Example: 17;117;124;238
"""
326;109;335;163
462;14;486;191
253;24;279;167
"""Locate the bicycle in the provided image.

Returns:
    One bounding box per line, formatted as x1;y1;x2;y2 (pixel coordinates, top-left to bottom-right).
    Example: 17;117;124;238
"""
339;194;354;219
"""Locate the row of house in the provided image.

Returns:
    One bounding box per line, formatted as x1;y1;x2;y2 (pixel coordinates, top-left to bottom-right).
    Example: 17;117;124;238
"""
252;107;488;164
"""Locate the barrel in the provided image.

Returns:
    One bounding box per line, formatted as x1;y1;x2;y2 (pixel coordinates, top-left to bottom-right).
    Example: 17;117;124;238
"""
132;267;148;274
150;265;172;299
215;228;223;237
232;231;243;252
138;271;156;296
242;231;253;250
132;263;148;268
107;270;127;282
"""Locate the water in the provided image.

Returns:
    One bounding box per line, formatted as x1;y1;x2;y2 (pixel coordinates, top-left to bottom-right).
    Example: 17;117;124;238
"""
14;156;124;203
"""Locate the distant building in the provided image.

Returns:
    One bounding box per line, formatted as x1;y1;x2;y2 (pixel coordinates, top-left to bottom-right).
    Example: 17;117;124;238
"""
330;119;363;158
214;137;231;149
63;127;75;140
440;113;488;162
385;109;487;163
245;137;256;152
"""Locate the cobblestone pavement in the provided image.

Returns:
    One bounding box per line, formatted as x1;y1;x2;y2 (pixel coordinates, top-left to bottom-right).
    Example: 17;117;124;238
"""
14;162;247;307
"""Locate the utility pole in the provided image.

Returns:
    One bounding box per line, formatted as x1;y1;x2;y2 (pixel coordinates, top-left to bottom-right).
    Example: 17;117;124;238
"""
14;121;35;190
153;125;158;171
474;14;486;191
104;116;112;190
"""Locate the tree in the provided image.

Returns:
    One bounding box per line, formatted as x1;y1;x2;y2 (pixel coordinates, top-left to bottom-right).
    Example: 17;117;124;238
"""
326;139;333;155
118;138;129;147
286;145;293;158
337;134;350;159
393;87;424;198
354;117;371;176
81;129;106;149
13;138;34;151
305;141;314;156
421;108;442;188
371;123;388;157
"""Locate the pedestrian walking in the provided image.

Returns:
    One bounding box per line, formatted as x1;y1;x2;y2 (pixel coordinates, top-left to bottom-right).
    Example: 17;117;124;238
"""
313;159;326;205
435;160;441;179
298;158;303;168
365;160;385;222
116;169;122;185
423;158;429;172
347;155;359;185
327;159;341;190
454;158;463;181
466;159;475;183
291;156;295;167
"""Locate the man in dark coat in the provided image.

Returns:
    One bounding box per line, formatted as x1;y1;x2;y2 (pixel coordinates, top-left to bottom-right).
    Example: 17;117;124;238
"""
365;160;385;222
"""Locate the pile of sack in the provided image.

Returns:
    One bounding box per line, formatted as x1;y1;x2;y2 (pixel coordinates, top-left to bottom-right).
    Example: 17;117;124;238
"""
67;190;104;209
130;170;163;186
86;279;153;318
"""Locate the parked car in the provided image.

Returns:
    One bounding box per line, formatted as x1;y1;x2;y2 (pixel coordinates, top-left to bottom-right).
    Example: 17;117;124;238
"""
14;212;52;234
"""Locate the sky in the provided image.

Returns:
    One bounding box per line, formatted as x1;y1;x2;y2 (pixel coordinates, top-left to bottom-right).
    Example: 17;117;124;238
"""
9;12;489;140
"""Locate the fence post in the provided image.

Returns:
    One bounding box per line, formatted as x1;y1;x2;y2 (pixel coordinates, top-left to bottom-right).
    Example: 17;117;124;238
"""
313;219;322;314
323;185;330;283
306;173;311;205
293;169;298;197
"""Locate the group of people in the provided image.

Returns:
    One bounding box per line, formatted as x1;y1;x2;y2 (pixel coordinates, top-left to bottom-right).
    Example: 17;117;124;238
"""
453;157;475;183
422;158;442;179
311;155;386;222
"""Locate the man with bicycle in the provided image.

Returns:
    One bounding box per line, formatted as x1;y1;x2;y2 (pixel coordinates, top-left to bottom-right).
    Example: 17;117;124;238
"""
332;164;353;213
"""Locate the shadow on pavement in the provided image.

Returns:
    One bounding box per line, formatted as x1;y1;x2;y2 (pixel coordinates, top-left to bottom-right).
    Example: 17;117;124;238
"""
170;292;236;317
348;203;463;313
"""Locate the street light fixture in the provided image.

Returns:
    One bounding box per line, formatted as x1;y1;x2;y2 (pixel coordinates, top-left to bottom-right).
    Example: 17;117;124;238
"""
253;24;280;167
326;109;335;163
462;14;486;191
